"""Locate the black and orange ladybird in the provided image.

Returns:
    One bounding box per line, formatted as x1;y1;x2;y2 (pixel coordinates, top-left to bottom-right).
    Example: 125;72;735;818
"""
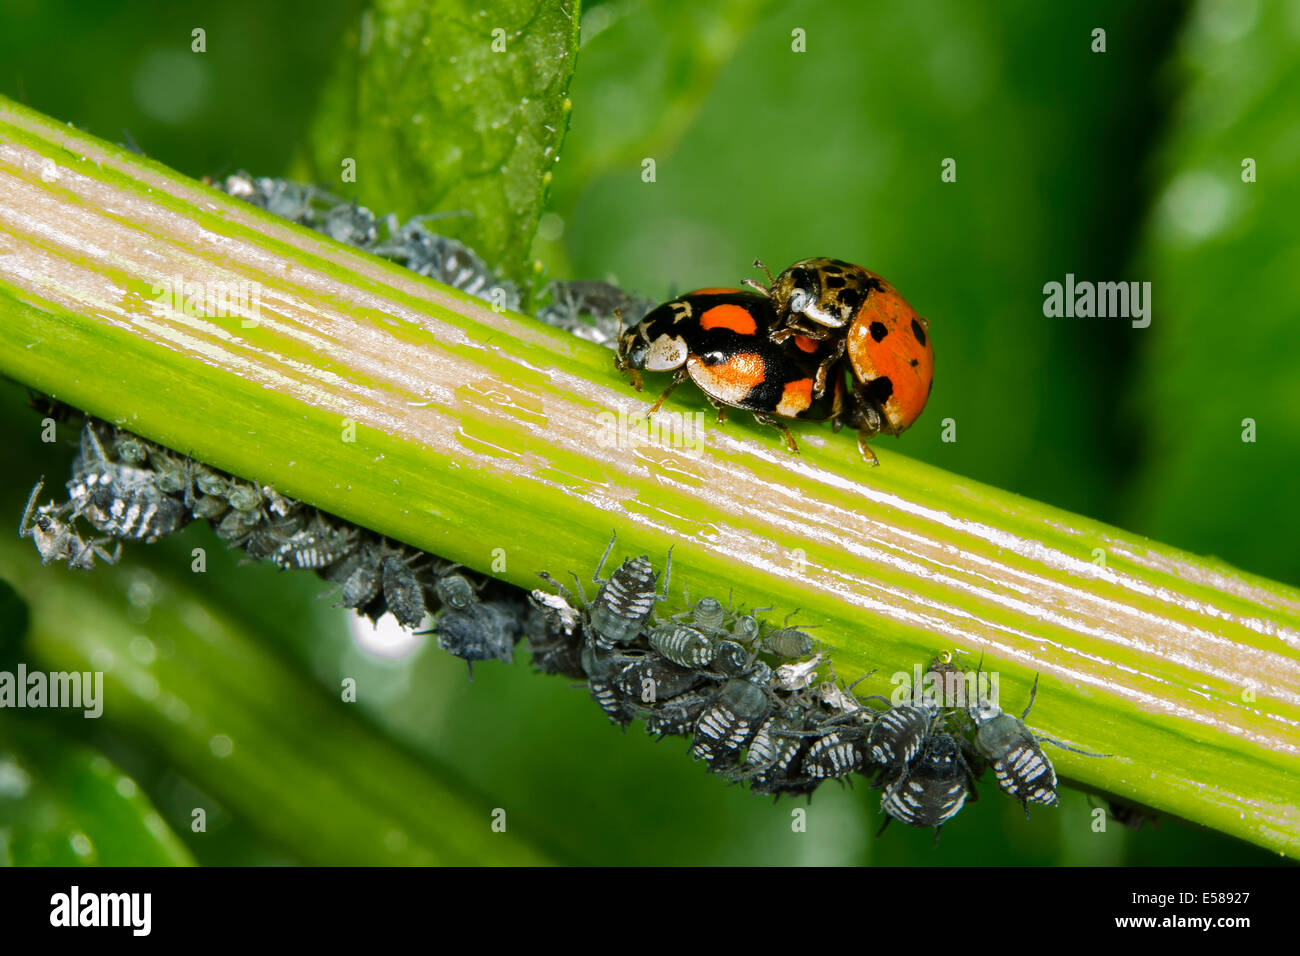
615;289;844;452
745;258;934;464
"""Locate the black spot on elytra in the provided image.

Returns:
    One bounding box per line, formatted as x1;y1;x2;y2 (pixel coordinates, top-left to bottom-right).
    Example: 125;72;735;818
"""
911;318;927;347
909;358;919;367
838;288;863;311
864;375;894;406
869;321;888;342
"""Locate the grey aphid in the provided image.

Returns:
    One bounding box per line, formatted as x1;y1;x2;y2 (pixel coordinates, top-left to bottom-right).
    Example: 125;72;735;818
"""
867;702;935;779
19;481;119;570
774;654;823;692
433;572;478;609
644;689;711;739
879;731;977;842
615;654;702;704
967;673;1109;817
381;555;428;628
708;640;750;677
581;643;640;729
581;535;671;649
690;679;771;767
761;626;816;660
68;421;190;542
648;624;714;669
802;729;866;781
433;601;521;677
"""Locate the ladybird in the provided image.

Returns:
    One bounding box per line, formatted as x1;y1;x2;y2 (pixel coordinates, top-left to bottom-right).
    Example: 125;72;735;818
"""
616;289;844;452
745;258;934;465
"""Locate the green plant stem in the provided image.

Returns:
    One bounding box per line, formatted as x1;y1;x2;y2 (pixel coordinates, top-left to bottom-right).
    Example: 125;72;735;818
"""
1;97;1297;854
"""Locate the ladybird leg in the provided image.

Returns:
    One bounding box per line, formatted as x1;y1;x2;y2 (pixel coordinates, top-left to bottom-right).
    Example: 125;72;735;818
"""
648;369;689;412
614;352;644;392
811;339;846;400
856;431;880;467
753;413;799;454
706;397;729;424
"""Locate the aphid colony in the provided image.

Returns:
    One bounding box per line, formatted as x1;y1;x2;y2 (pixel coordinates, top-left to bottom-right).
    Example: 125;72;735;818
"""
529;544;1095;839
21;414;526;673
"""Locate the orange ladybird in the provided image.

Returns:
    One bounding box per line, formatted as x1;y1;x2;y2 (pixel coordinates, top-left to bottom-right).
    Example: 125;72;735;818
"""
745;257;934;464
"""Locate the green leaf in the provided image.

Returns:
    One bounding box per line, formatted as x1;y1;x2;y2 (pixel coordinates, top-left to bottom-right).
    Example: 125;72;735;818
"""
298;0;582;293
0;723;195;866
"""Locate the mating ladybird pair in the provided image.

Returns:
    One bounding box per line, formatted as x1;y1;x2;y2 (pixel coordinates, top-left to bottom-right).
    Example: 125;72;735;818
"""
616;258;934;465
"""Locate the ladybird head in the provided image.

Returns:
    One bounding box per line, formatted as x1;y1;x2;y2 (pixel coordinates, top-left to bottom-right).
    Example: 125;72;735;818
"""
845;280;933;435
766;258;880;330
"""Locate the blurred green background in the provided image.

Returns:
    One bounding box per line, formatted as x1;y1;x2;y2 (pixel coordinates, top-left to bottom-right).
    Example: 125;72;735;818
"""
1;0;1296;864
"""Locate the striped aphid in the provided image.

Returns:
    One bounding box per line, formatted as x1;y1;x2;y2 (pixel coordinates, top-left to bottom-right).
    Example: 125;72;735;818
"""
967;671;1109;817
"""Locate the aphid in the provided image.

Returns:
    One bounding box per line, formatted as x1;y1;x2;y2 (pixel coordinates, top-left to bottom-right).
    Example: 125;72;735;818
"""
690;596;729;635
615;654;702;705
1105;798;1160;832
321;543;383;610
581;643;640;729
536;279;653;349
774;653;823;693
322;202;378;248
707;639;753;678
745;660;773;687
923;650;969;711
19;481;119;570
761;622;817;659
240;515;302;563
111;431;151;467
432;601;521;677
68;421;190;542
644;689;712;739
530;574;582;637
866;701;936;780
738;711;813;797
648;623;714;669
968;674;1107;816
580;536;670;650
143;444;193;497
261;484;301;519
879;731;977;840
801;728;866;781
690;679;771;766
729;613;762;645
433;571;479;610
272;514;357;571
381;554;429;628
524;573;586;677
815;678;866;716
374;223;519;310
